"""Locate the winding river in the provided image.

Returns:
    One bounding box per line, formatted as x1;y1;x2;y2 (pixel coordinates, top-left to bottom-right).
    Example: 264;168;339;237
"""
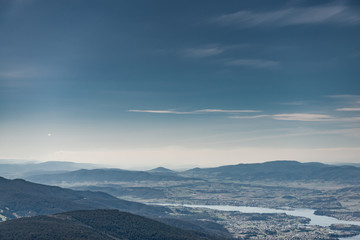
162;204;360;227
154;203;360;239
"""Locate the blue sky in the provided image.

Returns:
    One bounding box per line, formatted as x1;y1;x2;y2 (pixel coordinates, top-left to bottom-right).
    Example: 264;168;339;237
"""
0;0;359;168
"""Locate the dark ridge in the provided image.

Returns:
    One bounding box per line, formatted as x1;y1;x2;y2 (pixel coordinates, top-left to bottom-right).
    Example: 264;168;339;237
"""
0;177;229;237
0;209;227;240
0;176;168;220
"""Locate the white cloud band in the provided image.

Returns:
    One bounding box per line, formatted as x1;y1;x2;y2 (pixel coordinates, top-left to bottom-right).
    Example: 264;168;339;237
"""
129;109;261;114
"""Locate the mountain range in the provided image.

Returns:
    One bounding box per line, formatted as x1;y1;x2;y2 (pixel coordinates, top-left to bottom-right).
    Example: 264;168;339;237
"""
27;168;191;185
23;161;360;186
0;161;99;179
182;161;360;183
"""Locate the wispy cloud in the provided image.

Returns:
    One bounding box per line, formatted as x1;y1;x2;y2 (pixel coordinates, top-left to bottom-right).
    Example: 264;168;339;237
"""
329;95;360;112
0;65;55;88
336;108;360;112
225;58;280;69
0;68;38;88
128;110;188;114
196;109;259;113
130;109;360;122
180;45;278;70
0;68;41;79
230;115;270;119
230;113;335;122
183;46;224;58
281;101;306;106
181;44;247;58
340;117;360;122
328;94;360;99
213;3;360;28
129;109;261;114
272;113;333;121
271;113;360;122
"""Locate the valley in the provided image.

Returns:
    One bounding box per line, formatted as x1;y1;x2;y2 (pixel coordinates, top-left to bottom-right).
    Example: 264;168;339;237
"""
3;160;358;239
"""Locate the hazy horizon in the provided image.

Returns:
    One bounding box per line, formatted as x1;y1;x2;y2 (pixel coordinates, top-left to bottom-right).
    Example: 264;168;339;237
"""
1;158;360;172
1;0;359;167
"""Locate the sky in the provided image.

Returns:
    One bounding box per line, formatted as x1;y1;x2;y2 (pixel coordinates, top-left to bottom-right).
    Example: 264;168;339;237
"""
0;0;359;169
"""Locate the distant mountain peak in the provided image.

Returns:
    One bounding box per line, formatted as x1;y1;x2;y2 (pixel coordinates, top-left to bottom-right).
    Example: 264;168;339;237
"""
148;167;174;173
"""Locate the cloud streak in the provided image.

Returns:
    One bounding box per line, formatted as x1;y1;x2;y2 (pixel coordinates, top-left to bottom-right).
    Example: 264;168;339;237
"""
230;115;270;119
180;45;279;70
129;109;261;114
181;44;248;58
183;46;224;58
225;58;280;69
128;110;188;114
213;3;360;28
336;108;360;112
328;94;360;99
130;109;360;122
231;113;360;122
196;109;260;113
272;113;333;122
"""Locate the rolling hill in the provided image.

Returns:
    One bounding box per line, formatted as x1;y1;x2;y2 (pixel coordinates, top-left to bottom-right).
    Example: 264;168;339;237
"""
26;168;191;185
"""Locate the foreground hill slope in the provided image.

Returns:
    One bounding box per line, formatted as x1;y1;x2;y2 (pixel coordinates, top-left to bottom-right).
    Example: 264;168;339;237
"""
0;177;230;237
0;209;225;240
0;176;167;220
183;160;360;183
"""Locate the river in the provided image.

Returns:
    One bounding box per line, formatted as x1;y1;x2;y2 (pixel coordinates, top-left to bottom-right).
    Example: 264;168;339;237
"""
154;203;360;239
164;204;360;227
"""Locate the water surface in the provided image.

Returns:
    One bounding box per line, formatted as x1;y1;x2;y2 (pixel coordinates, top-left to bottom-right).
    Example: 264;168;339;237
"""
157;203;360;227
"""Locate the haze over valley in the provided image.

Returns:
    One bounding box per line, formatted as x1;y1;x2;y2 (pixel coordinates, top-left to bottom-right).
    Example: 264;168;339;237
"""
1;160;360;239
